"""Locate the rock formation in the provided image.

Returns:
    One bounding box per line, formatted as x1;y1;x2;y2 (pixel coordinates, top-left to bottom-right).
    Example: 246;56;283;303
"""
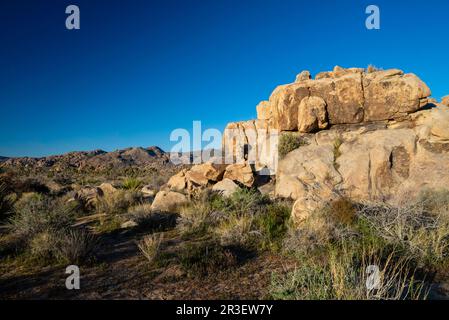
442;95;449;107
162;66;449;222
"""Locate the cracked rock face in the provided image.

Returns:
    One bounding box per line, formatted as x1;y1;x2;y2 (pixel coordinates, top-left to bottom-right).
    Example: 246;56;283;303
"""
260;66;431;132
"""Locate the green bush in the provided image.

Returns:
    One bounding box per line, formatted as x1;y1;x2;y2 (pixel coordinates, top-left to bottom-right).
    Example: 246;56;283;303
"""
278;133;307;159
122;177;142;190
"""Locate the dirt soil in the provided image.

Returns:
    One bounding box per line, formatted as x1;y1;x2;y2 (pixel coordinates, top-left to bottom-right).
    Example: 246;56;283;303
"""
0;227;296;300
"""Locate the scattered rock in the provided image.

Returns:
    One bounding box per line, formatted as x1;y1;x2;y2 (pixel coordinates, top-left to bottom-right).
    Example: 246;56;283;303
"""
141;185;156;198
74;187;103;208
98;182;117;195
150;191;188;213
167;169;188;192
212;178;240;197
295;70;311;82
121;220;138;229
223;163;255;187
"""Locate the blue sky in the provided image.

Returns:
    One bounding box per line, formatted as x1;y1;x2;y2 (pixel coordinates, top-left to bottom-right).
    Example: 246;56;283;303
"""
1;0;448;157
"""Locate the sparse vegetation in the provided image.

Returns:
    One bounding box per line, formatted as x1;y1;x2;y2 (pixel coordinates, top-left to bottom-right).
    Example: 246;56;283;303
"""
56;229;99;265
122;177;142;190
138;233;164;264
0;183;14;221
278;133;308;159
333;136;343;170
179;241;238;277
367;64;381;73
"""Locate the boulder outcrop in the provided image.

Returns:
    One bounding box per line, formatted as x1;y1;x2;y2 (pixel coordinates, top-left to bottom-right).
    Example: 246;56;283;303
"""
167;66;447;223
256;66;431;132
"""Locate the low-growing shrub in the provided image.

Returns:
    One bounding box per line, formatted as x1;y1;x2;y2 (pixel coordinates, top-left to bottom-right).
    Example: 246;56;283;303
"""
278;133;307;159
122;177;142;191
9;194;76;240
270;245;427;300
177;202;211;237
96;189;139;215
179;241;237;277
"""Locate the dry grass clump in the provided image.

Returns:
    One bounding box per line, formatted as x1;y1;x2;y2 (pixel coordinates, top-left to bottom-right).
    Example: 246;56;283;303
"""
278;190;449;300
122;177;142;191
367;64;381;73
138;233;163;264
358;193;449;265
56;229;99;264
271;244;427;300
96;189;140;215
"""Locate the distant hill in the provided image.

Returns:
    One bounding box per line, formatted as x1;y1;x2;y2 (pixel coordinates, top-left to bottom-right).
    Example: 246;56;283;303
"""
0;146;170;172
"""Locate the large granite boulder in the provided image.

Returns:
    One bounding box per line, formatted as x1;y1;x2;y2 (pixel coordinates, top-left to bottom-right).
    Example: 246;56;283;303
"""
256;66;431;132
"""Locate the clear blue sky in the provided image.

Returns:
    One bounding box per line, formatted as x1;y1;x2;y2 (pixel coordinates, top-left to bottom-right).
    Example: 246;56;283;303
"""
1;0;448;157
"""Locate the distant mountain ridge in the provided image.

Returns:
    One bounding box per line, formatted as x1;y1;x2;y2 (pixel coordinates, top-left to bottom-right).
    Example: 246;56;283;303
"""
0;146;169;172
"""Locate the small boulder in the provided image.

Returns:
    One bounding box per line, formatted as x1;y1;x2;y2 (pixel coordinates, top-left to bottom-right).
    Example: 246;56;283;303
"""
121;220;138;229
223;163;255;187
167;169;187;192
151;191;188;212
190;162;226;182
74;187;103;208
295;70;311;82
141;185;156;198
212;178;239;197
98;182;117;195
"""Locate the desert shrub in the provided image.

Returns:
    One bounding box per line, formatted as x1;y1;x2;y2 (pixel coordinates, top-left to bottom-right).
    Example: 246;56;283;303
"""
9;194;77;240
96;189;139;215
137;233;163;264
179;241;237;277
278;133;307;159
177;202;211;237
122;177;142;191
367;64;380;73
333;137;343;170
29;229;59;262
215;213;257;247
418;189;449;216
93;214;125;234
283;198;358;254
12;178;50;194
270;245;427;300
209;188;270;216
357;199;449;266
255;202;291;250
55;229;99;264
0;182;14;221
